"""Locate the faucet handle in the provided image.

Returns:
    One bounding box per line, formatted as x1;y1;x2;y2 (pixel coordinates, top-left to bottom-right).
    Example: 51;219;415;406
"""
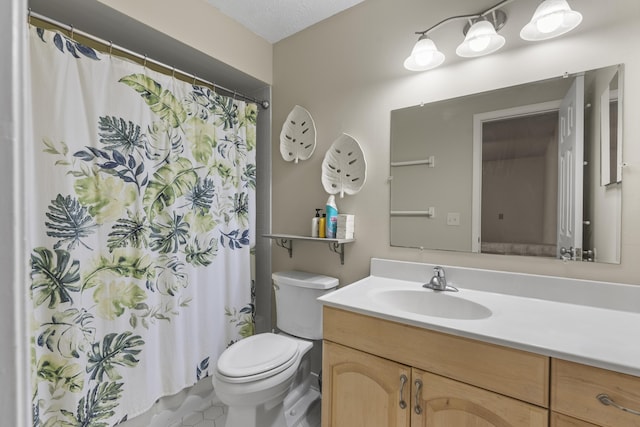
433;266;445;277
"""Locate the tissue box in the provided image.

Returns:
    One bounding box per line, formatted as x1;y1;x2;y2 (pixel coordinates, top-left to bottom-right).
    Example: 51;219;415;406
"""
336;214;355;239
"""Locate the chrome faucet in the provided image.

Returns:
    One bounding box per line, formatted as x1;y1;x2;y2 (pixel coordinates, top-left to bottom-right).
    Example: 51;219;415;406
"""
423;266;458;292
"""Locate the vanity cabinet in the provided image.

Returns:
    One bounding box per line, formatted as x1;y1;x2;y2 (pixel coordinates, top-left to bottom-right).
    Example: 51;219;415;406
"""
551;359;640;427
322;306;549;427
323;341;547;427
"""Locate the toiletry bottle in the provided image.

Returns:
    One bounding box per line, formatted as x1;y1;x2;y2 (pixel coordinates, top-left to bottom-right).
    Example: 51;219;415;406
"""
311;209;321;238
326;195;338;238
319;213;326;238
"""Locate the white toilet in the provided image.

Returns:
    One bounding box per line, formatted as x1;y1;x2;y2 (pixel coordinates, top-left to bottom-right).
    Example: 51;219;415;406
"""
212;270;339;427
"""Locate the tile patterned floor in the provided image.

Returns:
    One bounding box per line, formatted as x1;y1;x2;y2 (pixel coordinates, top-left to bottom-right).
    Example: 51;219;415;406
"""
122;381;319;427
175;396;322;427
176;401;227;427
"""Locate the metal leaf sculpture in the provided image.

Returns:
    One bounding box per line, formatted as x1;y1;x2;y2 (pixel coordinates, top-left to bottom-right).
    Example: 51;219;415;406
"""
322;133;367;198
279;105;316;163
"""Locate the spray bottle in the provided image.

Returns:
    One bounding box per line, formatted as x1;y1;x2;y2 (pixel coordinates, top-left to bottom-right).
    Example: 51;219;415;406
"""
325;195;339;238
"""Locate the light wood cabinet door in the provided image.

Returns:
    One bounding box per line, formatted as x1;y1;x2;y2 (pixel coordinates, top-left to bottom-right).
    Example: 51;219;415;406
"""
322;341;411;427
412;369;548;427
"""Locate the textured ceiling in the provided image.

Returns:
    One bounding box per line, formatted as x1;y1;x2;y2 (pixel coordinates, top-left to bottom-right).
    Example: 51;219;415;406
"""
205;0;365;43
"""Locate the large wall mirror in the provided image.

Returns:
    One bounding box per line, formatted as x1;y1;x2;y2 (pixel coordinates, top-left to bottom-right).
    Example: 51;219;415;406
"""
390;64;623;264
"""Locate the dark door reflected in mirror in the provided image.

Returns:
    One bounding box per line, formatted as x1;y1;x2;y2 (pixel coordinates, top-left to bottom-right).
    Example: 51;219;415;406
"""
481;112;558;258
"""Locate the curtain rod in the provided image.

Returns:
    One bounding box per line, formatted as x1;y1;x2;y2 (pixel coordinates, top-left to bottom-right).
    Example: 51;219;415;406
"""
28;10;270;109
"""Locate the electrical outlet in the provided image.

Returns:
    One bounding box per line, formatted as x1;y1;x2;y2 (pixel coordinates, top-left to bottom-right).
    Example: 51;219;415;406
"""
447;212;460;226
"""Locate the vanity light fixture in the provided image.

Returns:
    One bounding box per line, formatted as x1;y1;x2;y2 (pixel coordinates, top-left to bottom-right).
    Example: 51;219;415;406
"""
404;0;583;71
403;34;446;71
520;0;583;41
456;11;506;58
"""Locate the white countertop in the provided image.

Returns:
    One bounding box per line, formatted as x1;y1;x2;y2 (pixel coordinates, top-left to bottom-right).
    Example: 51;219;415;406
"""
319;268;640;377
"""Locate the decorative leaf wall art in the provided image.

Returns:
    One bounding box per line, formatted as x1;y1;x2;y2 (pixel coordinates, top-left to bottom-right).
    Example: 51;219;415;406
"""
322;133;367;198
280;105;316;163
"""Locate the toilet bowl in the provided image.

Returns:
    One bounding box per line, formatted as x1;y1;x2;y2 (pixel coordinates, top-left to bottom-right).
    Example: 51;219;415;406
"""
213;271;338;427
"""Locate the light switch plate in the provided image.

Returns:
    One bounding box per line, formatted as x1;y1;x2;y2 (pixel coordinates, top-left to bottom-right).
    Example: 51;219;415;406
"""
447;212;460;226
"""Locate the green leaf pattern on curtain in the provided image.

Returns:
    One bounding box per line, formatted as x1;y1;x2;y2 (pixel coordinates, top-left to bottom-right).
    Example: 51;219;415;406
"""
30;28;257;426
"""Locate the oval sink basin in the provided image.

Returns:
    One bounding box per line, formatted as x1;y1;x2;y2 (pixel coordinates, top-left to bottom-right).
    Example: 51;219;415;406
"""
371;289;492;320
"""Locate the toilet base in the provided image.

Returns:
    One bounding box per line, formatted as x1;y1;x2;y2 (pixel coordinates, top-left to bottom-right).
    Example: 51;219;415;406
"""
223;387;320;427
225;401;287;427
284;387;320;427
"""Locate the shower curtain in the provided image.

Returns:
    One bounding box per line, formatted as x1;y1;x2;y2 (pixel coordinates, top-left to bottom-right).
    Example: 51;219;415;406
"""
28;26;256;426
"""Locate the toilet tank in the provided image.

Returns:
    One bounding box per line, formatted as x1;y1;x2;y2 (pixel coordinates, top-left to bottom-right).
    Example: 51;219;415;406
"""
272;270;339;340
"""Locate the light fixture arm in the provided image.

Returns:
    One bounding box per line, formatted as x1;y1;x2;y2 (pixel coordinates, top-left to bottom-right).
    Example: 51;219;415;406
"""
416;0;515;36
416;13;478;37
480;0;516;18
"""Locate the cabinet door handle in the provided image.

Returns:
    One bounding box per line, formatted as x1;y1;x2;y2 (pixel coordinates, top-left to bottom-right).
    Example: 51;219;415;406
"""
399;374;408;409
414;379;423;415
597;393;640;416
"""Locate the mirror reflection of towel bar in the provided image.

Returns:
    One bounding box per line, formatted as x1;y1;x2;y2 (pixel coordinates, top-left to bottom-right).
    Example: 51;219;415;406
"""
391;209;435;217
390;156;435;167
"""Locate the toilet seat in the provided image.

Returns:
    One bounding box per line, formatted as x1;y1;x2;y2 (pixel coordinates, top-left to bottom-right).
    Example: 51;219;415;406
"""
216;333;299;384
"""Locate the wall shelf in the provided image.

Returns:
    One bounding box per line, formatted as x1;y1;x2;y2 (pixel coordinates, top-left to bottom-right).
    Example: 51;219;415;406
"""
263;234;355;265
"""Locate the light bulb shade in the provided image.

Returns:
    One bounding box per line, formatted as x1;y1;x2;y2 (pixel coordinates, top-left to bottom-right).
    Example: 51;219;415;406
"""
404;36;445;71
456;20;505;58
520;0;582;41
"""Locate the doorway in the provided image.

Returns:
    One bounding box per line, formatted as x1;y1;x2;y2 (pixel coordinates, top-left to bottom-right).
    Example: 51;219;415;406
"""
472;101;561;256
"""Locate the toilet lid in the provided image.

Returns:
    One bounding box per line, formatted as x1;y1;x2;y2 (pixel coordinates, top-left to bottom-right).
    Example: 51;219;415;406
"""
217;333;299;380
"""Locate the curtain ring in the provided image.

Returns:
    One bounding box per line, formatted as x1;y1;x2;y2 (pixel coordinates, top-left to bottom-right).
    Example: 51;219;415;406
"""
193;74;197;86
108;40;113;57
171;67;176;79
143;54;148;68
28;8;32;25
69;25;75;40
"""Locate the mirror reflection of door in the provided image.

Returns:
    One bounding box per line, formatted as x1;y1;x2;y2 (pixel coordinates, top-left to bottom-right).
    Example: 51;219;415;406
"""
557;75;585;260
